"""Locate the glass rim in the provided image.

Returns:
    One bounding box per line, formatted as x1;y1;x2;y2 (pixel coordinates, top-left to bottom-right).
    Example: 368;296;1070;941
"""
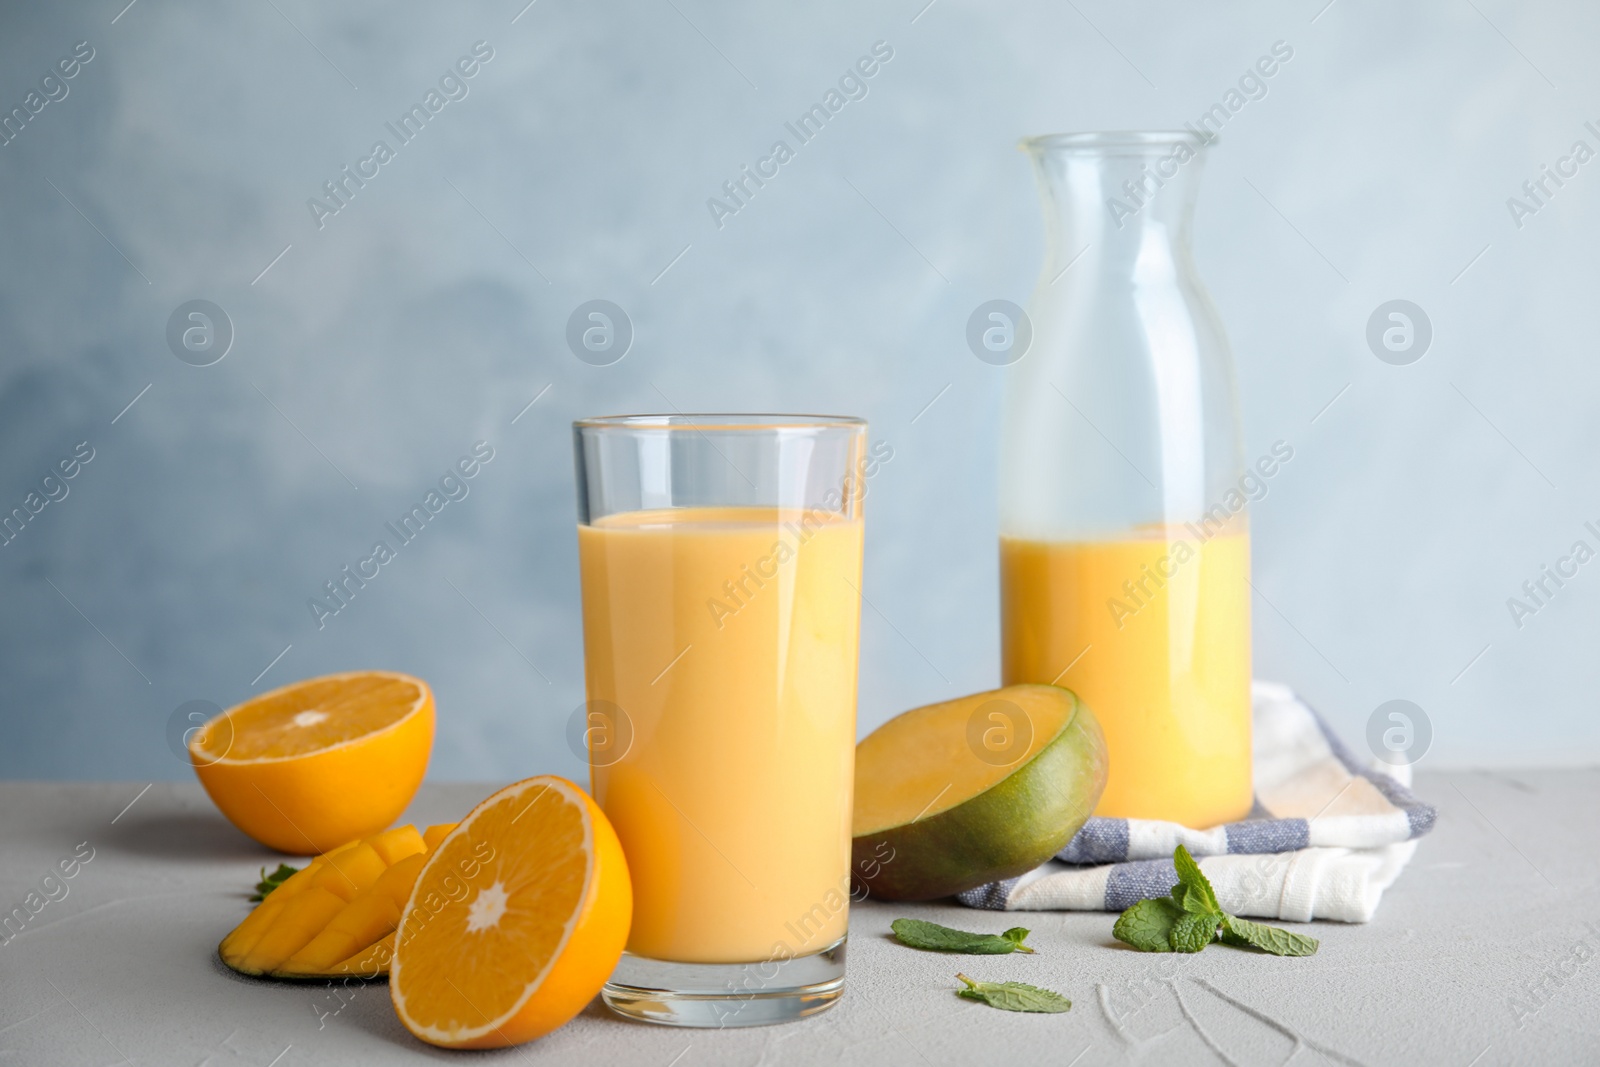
1019;129;1214;152
574;413;867;433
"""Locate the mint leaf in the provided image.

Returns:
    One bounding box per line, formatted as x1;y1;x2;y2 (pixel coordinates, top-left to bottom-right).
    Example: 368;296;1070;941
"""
1115;847;1324;959
249;863;299;903
955;973;1071;1013
1172;845;1221;914
1220;915;1320;957
1114;847;1323;960
1001;927;1035;951
891;918;1035;954
1169;910;1223;953
1112;897;1183;952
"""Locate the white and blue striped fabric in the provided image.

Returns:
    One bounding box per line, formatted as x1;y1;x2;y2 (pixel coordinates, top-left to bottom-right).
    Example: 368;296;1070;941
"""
957;682;1436;923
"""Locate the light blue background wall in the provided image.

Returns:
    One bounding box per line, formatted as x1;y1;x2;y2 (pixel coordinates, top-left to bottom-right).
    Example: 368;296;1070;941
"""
2;1;1595;781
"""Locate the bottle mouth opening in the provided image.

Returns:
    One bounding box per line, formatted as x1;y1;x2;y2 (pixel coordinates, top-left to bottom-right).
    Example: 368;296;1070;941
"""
574;413;866;434
1020;130;1213;154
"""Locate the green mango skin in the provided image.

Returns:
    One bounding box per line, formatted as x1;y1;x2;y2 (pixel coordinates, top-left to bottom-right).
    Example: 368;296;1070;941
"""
851;688;1108;902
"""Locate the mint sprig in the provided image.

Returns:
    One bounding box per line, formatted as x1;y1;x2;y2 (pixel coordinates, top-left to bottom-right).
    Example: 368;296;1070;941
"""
1111;897;1182;952
1219;914;1320;956
1169;910;1225;953
1173;844;1222;914
955;973;1071;1013
892;918;1036;954
249;863;299;903
1113;845;1319;957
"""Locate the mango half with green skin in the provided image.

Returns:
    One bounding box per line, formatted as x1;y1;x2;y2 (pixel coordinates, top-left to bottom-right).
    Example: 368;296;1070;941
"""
851;684;1107;901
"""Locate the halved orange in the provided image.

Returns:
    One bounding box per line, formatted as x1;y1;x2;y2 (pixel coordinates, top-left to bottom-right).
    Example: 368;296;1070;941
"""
190;671;435;854
390;776;632;1049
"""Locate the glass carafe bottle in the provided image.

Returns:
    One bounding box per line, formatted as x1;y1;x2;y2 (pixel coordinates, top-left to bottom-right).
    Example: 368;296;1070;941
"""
999;131;1252;828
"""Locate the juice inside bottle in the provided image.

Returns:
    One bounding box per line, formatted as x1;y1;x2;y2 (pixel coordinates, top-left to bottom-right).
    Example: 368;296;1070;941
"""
1001;131;1254;828
577;506;861;964
1000;519;1252;827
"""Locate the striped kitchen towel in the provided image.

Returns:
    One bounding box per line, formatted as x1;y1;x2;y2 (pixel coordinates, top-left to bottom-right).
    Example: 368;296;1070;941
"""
956;681;1436;923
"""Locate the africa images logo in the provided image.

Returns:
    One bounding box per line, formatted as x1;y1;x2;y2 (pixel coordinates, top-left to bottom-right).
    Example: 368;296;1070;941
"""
0;40;95;149
307;442;495;630
305;41;495;231
1103;40;1294;228
705;40;895;230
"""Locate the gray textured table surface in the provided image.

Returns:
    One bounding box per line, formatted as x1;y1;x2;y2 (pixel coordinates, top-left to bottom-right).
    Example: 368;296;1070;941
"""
2;774;1596;1066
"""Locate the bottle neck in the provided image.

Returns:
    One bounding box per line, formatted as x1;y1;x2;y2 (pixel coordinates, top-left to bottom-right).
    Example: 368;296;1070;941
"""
1027;137;1207;278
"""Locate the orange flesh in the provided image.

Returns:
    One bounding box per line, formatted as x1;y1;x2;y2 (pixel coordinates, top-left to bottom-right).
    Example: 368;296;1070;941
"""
197;674;424;761
394;781;590;1036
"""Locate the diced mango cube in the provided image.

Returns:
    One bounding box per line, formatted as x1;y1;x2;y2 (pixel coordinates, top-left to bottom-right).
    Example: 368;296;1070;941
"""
368;825;426;866
422;823;457;850
371;853;428;909
312;843;386;902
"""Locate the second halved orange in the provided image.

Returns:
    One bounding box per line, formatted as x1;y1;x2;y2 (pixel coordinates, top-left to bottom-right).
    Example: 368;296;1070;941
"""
390;776;632;1049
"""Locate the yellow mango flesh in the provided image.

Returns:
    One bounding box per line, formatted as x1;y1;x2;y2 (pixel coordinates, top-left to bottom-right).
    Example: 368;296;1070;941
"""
422;823;457;850
368;852;428;907
312;843;386;902
278;894;401;973
331;932;394;977
242;887;347;973
219;858;323;961
279;853;425;973
218;826;433;980
368;825;426;866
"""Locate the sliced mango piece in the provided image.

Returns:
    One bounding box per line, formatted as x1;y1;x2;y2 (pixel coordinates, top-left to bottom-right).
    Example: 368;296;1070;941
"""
240;886;348;973
279;854;424;972
422;823;457;850
323;837;364;859
368;825;426;866
369;852;427;906
279;853;424;972
220;857;325;960
312;843;387;902
218;824;438;980
279;893;402;974
331;932;394;977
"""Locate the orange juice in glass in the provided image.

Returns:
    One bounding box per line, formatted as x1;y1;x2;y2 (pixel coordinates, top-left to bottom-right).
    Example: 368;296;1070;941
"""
573;415;866;1028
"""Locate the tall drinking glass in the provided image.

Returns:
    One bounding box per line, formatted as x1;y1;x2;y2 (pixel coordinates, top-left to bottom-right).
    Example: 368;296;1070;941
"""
573;414;866;1027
